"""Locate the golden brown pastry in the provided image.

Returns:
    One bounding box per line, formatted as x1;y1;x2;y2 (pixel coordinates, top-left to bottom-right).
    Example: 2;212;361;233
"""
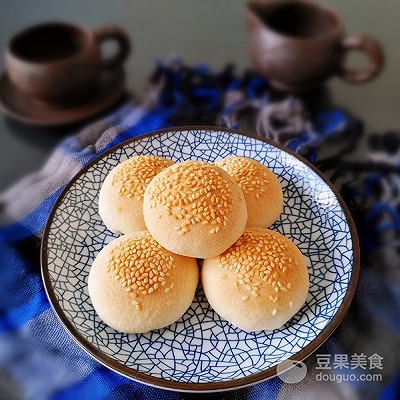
143;161;247;258
202;228;309;332
216;156;283;228
88;231;199;333
98;155;174;234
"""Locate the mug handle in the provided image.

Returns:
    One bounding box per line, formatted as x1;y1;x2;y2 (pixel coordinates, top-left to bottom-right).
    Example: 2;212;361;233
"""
94;25;131;69
339;34;384;83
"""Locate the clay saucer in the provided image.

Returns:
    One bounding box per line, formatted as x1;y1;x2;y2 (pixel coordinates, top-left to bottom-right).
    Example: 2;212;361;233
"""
0;68;126;127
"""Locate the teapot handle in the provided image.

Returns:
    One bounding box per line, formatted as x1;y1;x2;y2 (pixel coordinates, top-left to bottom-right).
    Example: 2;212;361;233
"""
339;34;384;83
94;25;131;70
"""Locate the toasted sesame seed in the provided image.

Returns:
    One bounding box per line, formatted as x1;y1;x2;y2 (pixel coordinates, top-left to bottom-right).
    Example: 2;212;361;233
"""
106;234;176;309
216;157;272;199
112;156;173;200
272;309;278;316
242;295;249;301
146;161;236;233
215;229;299;300
289;301;294;308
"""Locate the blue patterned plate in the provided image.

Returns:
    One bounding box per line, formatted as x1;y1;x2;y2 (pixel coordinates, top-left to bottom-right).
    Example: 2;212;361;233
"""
41;127;359;392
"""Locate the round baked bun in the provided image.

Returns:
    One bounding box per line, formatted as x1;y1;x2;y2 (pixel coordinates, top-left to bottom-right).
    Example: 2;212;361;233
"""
98;156;174;234
202;228;309;332
88;231;199;333
215;156;283;228
143;161;247;258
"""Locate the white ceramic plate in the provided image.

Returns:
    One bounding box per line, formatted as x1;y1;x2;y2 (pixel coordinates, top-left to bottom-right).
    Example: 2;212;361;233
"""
41;127;359;392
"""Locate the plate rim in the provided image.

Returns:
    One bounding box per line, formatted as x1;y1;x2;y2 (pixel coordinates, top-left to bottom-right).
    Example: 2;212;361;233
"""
41;126;360;392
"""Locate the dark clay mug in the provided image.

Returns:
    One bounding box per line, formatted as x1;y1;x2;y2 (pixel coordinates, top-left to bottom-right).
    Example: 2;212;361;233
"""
5;22;131;103
246;0;384;92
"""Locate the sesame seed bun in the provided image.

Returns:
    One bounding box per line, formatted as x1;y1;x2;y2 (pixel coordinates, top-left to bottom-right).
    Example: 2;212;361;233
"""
143;161;247;258
88;231;199;333
202;228;309;332
215;156;283;228
98;156;174;234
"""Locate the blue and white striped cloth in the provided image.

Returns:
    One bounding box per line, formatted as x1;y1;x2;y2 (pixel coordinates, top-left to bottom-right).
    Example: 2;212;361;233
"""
1;60;399;400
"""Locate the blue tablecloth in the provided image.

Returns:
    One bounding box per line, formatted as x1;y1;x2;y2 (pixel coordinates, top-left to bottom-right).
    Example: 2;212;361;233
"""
1;60;399;400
